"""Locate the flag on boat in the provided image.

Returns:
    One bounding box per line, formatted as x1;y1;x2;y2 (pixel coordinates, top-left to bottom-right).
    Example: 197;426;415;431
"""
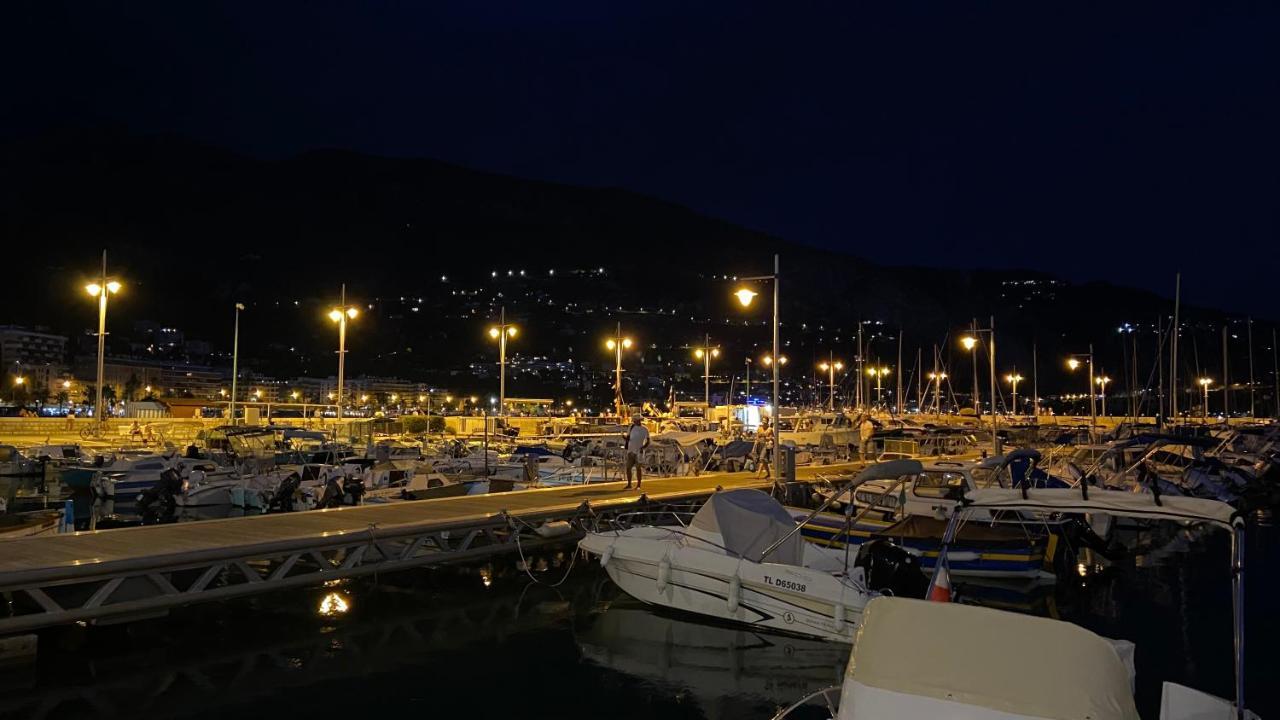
929;560;952;603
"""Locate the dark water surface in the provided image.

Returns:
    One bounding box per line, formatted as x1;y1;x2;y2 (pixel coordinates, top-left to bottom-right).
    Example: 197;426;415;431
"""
3;524;1276;720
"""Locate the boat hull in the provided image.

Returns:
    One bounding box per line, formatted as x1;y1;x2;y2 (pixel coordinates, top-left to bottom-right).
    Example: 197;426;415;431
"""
580;531;863;643
791;510;1052;580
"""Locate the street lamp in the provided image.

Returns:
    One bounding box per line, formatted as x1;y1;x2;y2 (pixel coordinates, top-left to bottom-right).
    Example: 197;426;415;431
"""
693;335;720;409
734;254;782;475
867;366;890;408
1095;375;1111;418
487;307;518;416
85;251;122;424
1066;346;1096;438
605;324;633;418
817;357;845;410
960;318;999;453
1199;377;1213;419
960;335;979;417
927;372;947;415
230;302;245;424
328;284;359;419
1005;373;1024;416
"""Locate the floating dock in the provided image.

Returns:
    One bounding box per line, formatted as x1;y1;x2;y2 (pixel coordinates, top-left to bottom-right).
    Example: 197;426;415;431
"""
0;464;860;634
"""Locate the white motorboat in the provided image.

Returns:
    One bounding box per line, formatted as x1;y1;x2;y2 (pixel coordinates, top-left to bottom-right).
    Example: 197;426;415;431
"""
579;488;927;643
773;488;1257;720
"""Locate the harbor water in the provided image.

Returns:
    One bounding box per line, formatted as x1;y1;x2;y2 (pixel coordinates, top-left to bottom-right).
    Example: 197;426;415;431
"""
2;524;1276;720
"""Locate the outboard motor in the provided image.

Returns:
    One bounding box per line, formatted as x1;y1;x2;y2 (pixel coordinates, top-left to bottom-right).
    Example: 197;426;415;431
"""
855;540;929;599
318;475;345;508
270;472;302;512
342;476;366;505
137;467;183;516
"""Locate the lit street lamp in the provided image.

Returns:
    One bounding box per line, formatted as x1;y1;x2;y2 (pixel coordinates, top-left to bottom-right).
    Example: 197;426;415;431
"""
693;335;720;409
487;306;518;416
1095;375;1111;418
1199;377;1213;419
230;302;245;424
817;357;844;410
1005;372;1024;416
960;318;999;453
960;335;979;417
927;371;947;415
85;250;122;424
735;254;782;474
1067;345;1096;438
867;366;890;408
605;324;633;417
328;284;359;419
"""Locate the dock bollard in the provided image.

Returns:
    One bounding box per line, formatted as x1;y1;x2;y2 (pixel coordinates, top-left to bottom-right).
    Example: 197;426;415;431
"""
61;499;75;533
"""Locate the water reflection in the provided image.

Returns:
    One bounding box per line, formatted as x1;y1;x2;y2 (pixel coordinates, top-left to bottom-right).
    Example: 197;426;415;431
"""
317;591;350;618
579;599;846;718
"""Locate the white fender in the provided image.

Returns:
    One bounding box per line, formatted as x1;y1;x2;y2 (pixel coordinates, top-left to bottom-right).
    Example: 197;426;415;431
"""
656;557;671;593
833;602;846;632
727;574;741;613
600;544;614;567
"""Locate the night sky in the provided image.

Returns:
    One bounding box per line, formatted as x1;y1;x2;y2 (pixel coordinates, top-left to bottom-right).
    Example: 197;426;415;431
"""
7;2;1278;314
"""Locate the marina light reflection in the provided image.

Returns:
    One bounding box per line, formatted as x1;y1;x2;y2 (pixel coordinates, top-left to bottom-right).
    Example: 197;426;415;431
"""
318;591;351;618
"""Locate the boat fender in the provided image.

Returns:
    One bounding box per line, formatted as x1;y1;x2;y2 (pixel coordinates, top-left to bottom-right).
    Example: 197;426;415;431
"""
833;602;846;632
600;545;614;567
231;487;245;507
656;557;671;593
727;575;741;613
534;520;573;538
831;500;843;512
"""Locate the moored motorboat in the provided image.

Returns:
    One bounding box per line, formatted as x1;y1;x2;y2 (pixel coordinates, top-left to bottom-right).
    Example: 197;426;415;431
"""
580;488;927;643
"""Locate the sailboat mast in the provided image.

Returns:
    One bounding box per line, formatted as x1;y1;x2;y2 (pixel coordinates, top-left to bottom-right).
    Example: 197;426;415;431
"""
1170;274;1181;423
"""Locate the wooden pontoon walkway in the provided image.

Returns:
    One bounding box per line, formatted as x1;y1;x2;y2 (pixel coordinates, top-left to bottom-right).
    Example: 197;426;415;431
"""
0;463;864;633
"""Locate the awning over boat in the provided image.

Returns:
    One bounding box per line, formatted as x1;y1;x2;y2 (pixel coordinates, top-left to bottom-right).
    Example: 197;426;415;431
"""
849;597;1139;720
690;489;804;566
962;488;1239;530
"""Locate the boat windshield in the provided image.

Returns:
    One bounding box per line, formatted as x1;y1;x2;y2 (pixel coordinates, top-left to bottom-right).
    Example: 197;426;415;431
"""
912;471;967;499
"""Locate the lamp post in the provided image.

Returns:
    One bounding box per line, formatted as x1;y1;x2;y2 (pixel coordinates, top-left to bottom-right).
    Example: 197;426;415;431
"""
867;366;890;409
1199;377;1212;419
734;255;782;473
961;335;979;417
961;317;998;453
1005;372;1024;416
230;302;245;424
818;355;844;410
693;334;720;409
487;307;518;416
1067;345;1096;439
605;323;633;418
328;284;359;420
85;251;122;425
927;371;947;416
1096;375;1111;418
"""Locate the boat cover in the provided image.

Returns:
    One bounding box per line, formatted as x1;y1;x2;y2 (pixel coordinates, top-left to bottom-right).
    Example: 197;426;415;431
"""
963;488;1239;529
689;489;805;566
849;597;1139;720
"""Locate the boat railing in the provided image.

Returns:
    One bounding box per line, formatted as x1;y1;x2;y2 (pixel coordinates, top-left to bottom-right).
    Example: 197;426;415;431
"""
769;685;841;720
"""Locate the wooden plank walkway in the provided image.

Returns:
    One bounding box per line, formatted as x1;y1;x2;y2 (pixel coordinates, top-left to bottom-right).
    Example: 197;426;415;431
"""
0;463;864;584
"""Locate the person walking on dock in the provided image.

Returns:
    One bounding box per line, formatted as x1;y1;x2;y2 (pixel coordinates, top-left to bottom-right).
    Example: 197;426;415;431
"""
623;415;649;489
859;415;876;461
753;418;773;478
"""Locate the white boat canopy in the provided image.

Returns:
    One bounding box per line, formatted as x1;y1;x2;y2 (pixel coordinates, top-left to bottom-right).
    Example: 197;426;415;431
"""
849;597;1139;720
689;489;805;566
962;487;1240;530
